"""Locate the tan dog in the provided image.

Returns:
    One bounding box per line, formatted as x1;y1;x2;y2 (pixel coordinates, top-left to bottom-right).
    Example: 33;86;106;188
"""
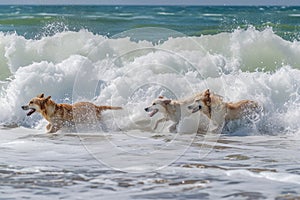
22;94;122;133
187;89;261;127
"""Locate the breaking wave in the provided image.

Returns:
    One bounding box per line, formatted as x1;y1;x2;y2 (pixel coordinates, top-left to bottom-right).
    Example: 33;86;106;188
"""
0;27;299;135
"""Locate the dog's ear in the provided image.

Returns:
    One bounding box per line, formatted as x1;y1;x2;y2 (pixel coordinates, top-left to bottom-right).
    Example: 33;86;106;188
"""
204;89;212;118
204;89;210;99
204;89;211;105
45;96;51;101
204;89;210;96
163;99;171;105
37;93;44;98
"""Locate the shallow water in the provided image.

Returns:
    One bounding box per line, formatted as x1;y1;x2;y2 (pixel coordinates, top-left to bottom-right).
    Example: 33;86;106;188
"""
1;127;300;199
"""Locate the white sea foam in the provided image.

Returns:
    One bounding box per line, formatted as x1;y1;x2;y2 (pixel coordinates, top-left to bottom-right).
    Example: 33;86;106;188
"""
226;170;300;185
0;27;299;135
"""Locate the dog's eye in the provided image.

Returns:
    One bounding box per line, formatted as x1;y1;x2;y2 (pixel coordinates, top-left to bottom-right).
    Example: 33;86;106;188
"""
152;103;156;106
29;101;33;104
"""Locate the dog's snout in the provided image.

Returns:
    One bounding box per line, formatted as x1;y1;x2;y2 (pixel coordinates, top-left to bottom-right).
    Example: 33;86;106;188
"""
198;105;202;109
22;105;28;110
144;107;149;112
187;105;193;110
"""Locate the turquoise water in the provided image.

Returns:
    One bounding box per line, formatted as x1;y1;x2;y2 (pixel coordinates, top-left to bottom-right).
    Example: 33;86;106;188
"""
1;5;300;40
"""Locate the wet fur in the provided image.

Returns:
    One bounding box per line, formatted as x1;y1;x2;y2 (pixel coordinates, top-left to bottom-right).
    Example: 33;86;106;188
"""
144;96;197;133
145;89;261;133
188;89;261;131
22;94;122;133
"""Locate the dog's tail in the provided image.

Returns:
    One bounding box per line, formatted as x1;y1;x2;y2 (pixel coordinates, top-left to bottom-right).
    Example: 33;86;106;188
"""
97;105;122;111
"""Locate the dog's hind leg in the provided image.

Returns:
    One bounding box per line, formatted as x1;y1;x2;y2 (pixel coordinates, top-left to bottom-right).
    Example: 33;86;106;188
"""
98;121;108;132
168;122;178;133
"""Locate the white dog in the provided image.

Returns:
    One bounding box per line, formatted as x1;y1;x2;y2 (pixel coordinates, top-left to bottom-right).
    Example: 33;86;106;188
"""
144;95;194;133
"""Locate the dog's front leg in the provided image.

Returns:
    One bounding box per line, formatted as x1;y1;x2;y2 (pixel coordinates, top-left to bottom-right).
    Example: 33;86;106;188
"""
46;123;51;131
47;124;60;133
153;118;167;130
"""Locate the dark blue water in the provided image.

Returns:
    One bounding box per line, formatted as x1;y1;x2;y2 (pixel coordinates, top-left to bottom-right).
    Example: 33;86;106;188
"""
1;5;300;40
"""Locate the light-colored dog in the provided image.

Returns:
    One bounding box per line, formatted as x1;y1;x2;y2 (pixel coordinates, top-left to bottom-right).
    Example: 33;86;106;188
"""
187;89;261;128
22;94;122;133
144;96;196;133
145;89;261;133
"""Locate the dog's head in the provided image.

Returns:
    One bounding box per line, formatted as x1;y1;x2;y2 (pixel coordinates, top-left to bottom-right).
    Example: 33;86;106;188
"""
144;96;172;117
187;89;212;118
22;93;51;116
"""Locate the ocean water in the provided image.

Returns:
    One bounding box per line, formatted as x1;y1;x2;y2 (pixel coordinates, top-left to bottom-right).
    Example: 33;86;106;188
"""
0;5;300;199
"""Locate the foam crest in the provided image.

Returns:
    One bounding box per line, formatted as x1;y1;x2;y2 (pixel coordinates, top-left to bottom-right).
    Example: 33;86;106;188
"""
0;30;104;76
